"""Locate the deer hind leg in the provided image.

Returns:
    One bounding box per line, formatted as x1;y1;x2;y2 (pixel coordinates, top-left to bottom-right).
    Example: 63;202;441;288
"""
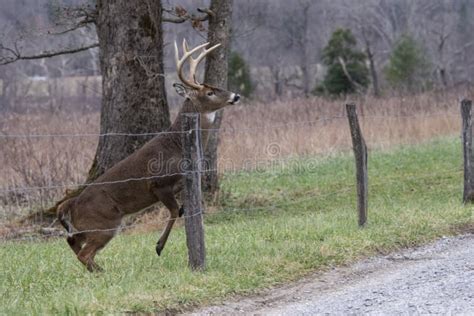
153;188;180;256
67;233;85;255
77;232;113;272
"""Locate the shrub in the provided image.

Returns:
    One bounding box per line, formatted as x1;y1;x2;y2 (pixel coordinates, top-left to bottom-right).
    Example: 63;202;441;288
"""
314;28;369;95
384;35;431;92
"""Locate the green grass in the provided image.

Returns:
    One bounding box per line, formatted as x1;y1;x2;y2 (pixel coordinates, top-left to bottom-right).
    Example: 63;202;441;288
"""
1;137;472;314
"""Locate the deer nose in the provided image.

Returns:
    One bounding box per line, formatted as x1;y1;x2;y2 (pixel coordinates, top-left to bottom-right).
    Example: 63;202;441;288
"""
233;94;240;103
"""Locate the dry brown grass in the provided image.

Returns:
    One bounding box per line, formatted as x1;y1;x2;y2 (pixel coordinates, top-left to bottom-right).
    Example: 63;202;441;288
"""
219;90;463;170
0;113;98;221
0;88;468;222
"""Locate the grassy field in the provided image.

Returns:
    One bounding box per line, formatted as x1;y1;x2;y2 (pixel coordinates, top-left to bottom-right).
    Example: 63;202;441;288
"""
0;137;472;314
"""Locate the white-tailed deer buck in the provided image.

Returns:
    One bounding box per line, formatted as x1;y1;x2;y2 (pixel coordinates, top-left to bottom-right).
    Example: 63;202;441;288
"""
58;40;240;272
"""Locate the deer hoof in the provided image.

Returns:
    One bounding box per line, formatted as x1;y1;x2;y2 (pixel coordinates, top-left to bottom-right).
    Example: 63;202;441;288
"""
156;244;163;256
179;206;184;217
87;263;104;273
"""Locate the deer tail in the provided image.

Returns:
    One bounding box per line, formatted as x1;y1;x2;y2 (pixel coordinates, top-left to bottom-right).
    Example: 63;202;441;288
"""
57;198;76;236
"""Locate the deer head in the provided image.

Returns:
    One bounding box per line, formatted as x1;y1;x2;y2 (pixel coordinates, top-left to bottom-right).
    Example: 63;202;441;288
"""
173;39;240;113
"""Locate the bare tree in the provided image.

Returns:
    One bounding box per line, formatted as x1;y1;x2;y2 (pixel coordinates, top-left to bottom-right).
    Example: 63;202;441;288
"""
202;0;233;195
427;6;453;88
86;0;170;180
362;30;381;97
343;2;384;97
273;0;315;97
43;0;173;216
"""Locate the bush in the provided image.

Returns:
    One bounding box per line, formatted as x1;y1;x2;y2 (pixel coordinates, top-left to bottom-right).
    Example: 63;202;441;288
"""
314;28;369;95
384;35;431;92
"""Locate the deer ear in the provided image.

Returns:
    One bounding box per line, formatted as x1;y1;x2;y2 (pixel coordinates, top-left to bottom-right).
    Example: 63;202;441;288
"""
173;83;189;99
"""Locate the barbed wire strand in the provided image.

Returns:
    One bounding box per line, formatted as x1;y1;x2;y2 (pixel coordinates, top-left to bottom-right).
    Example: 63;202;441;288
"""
0;116;346;138
0;168;462;243
0;131;463;194
0;142;462;193
0;169;219;194
0;186;355;243
0;130;186;139
0;112;460;139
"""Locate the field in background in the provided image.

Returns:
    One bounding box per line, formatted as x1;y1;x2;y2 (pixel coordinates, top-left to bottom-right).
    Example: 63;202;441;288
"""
0;138;472;314
219;90;462;170
0;88;467;221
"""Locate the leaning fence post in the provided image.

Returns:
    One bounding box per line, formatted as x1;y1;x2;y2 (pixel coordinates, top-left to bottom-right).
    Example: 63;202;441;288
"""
182;113;206;270
461;99;474;203
346;104;368;227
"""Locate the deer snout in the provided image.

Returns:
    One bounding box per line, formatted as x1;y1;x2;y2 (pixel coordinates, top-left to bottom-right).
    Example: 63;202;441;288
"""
228;93;241;105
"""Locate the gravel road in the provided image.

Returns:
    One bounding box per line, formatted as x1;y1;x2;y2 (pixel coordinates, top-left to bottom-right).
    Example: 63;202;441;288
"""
190;234;474;315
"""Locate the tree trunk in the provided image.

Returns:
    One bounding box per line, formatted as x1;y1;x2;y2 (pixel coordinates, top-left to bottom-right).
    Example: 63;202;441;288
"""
0;75;7;112
366;41;380;97
301;2;311;97
42;0;170;217
301;63;310;97
87;0;170;180
439;68;448;88
202;0;233;196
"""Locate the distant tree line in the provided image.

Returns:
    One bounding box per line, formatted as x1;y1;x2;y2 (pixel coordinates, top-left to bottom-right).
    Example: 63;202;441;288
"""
314;28;432;96
3;0;473;103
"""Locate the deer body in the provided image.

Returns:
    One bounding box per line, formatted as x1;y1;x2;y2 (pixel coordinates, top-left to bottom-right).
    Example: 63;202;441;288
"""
58;40;240;272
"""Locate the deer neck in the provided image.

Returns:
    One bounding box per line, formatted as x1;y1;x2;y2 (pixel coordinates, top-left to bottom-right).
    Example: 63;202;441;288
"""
169;99;217;148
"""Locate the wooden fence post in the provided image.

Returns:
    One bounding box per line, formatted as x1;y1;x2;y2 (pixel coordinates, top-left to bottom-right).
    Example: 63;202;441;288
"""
346;104;368;227
461;99;474;203
182;113;206;270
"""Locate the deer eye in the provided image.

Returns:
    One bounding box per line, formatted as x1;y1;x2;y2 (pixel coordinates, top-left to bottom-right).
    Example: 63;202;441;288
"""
206;91;215;96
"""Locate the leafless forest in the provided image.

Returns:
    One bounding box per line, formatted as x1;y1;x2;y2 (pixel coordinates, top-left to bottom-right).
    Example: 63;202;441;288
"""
0;0;473;224
1;0;473;108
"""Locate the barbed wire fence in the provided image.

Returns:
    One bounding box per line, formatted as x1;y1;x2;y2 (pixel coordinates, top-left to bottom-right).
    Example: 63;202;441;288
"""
1;167;462;240
0;102;470;269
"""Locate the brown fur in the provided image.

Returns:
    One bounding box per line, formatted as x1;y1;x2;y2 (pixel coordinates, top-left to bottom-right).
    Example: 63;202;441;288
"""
58;85;239;272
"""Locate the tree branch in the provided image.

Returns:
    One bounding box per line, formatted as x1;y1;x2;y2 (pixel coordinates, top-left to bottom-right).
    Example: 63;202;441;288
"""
197;7;215;17
48;18;96;36
0;43;99;65
338;57;364;92
48;5;97;35
162;6;213;28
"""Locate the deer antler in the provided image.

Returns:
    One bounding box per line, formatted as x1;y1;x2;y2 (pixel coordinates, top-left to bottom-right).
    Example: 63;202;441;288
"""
174;39;221;90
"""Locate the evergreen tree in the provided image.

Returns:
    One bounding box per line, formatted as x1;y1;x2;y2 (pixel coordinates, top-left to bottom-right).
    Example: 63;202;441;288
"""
228;51;253;98
384;35;431;92
315;28;369;95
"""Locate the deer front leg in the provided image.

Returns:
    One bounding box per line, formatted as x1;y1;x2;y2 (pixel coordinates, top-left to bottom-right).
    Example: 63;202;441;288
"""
153;188;180;256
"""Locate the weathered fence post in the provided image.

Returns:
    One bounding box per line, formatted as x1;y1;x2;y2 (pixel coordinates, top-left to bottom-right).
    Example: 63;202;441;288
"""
182;113;206;270
346;104;368;227
461;99;474;203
